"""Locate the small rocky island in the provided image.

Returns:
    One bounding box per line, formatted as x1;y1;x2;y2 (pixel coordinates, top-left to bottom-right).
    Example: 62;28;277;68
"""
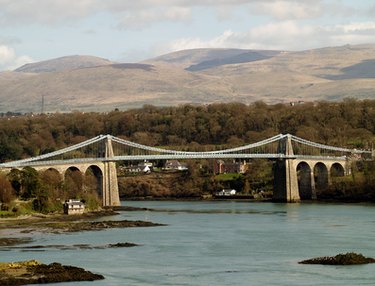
0;211;165;234
0;260;104;285
299;252;375;265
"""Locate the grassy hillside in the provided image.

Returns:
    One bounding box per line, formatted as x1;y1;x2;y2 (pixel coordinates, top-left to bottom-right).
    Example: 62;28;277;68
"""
0;44;374;113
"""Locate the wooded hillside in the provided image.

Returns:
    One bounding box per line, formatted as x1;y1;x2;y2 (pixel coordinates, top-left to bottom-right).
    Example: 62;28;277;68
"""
0;99;374;162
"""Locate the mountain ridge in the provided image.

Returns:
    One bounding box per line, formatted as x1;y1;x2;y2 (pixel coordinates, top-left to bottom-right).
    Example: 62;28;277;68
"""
15;55;114;73
1;44;375;113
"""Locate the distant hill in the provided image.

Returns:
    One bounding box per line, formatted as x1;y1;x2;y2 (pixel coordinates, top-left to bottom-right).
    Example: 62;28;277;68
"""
146;48;251;68
185;50;280;72
146;48;281;71
323;59;375;80
15;55;114;73
0;44;374;113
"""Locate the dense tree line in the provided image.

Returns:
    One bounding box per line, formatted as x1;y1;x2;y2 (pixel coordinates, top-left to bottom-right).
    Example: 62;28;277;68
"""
0;99;374;162
0;99;375;210
0;167;101;215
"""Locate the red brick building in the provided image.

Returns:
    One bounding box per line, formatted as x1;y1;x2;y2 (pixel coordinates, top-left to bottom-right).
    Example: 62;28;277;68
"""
212;160;248;174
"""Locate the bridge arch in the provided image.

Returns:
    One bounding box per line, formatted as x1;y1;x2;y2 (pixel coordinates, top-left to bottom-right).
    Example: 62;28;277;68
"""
41;168;62;189
297;162;314;200
330;162;345;177
84;165;103;197
64;167;84;197
314;162;329;191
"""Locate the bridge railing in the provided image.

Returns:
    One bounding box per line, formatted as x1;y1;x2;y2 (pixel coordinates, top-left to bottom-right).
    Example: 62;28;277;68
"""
0;133;372;168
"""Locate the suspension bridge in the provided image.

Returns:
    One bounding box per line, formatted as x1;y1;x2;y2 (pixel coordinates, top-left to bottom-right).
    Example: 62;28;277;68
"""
0;134;372;206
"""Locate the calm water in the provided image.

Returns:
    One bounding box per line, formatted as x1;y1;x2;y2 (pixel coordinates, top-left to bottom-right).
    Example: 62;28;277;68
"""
1;201;374;285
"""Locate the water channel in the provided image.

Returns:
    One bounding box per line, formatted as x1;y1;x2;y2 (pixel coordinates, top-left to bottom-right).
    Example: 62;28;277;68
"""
1;201;374;285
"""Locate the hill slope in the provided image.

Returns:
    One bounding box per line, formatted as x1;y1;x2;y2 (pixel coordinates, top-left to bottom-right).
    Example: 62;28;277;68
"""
15;55;114;73
0;44;374;113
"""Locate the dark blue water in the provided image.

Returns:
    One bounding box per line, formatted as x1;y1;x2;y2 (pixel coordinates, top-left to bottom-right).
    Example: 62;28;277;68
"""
1;201;374;285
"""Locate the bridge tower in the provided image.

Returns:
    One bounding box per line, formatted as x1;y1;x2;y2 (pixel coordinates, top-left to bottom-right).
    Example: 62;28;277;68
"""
102;136;121;206
273;134;300;202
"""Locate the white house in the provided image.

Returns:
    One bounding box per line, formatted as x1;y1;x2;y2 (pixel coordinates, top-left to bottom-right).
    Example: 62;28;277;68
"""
63;199;85;215
215;189;237;196
164;160;188;171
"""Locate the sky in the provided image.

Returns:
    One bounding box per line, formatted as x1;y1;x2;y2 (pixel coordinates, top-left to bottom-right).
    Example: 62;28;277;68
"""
1;0;375;71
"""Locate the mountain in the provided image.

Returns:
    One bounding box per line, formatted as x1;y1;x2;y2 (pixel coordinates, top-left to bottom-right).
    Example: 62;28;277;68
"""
15;55;114;73
145;48;281;71
1;44;375;113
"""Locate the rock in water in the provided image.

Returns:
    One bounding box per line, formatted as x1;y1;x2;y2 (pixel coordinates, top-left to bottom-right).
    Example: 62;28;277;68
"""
0;260;104;285
299;252;375;265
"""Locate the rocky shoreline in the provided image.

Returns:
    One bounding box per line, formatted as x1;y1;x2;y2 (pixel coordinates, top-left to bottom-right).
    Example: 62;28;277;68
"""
0;209;165;234
0;208;166;284
29;219;165;234
0;209;165;250
0;260;104;285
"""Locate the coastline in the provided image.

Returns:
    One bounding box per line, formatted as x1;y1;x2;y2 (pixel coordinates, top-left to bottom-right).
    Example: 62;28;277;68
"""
0;207;165;284
1;202;373;284
0;260;105;285
0;208;164;244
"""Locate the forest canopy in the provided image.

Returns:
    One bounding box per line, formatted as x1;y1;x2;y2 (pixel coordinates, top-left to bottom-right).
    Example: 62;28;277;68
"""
0;99;374;162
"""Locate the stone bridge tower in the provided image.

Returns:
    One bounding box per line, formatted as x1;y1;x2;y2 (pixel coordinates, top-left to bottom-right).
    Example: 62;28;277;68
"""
103;136;120;206
273;134;300;202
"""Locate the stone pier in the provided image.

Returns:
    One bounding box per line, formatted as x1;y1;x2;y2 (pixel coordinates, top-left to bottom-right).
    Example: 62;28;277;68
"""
102;136;120;206
273;134;300;202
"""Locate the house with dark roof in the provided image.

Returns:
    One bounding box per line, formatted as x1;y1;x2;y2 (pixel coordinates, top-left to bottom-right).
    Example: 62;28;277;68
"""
164;160;188;171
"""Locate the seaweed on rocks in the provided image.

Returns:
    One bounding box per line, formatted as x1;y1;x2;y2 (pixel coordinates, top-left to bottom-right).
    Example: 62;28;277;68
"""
299;252;375;265
0;260;104;285
0;237;33;247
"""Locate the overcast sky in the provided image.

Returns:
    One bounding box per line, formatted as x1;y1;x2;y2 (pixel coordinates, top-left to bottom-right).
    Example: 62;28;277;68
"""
1;0;375;71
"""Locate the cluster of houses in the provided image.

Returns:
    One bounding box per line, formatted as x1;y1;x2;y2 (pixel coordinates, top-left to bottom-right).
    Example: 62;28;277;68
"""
119;160;189;174
120;159;247;175
215;189;237;196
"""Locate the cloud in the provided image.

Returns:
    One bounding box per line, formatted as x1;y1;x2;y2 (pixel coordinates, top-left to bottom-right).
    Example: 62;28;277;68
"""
0;0;372;31
250;0;323;20
0;0;325;27
326;21;375;45
167;20;375;53
0;45;33;71
1;0;375;62
335;22;375;33
0;1;194;29
168;21;315;51
116;6;192;29
0;0;97;25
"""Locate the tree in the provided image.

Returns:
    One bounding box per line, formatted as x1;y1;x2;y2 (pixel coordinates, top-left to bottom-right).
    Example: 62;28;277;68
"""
20;167;41;200
64;168;83;198
0;137;22;161
0;173;15;204
244;159;274;192
7;169;22;196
